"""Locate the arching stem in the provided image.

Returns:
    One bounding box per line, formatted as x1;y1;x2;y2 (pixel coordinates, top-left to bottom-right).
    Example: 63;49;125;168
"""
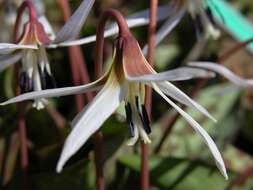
14;0;37;42
141;0;158;189
93;9;131;190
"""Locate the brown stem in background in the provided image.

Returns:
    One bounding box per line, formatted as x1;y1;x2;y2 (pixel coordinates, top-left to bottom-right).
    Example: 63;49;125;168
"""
12;1;37;189
219;38;253;62
17;107;28;190
226;165;253;190
141;1;157;189
57;0;93;110
154;38;253;153
57;0;103;189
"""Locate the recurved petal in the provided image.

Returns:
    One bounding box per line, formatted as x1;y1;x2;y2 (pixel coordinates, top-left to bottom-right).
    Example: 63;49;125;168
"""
189;62;253;87
152;84;228;179
0;43;37;54
156;81;216;122
53;0;95;43
56;77;125;172
0;74;107;106
127;67;215;82
0;52;22;72
142;7;185;55
54;5;172;47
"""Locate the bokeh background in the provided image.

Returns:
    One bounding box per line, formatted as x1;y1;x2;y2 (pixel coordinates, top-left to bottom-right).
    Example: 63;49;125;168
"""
0;0;253;189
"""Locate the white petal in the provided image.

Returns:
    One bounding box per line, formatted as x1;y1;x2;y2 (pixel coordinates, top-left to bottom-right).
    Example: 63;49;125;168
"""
127;67;215;82
0;44;37;54
142;7;185;55
156;81;216;122
189;62;253;87
0;52;22;72
53;0;95;43
0;74;107;106
55;5;173;47
152;84;228;179
56;78;125;172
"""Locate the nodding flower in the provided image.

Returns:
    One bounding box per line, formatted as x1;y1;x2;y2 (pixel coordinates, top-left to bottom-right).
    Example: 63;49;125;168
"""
0;0;95;109
0;9;227;179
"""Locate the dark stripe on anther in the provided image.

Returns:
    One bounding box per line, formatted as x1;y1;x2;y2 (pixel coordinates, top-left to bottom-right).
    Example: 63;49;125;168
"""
141;105;151;134
125;102;134;137
39;66;57;90
135;96;151;134
19;72;33;93
45;71;57;89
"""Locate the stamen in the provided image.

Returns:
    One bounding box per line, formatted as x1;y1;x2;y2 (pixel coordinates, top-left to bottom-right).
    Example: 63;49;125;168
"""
135;96;151;134
45;71;57;89
125;102;135;137
19;72;27;93
38;66;56;90
19;72;33;93
141;105;151;134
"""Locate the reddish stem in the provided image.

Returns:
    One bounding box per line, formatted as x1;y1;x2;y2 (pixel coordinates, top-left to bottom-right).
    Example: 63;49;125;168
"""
219;38;253;62
17;107;28;190
95;9;130;76
57;0;93;106
12;1;37;189
140;1;157;189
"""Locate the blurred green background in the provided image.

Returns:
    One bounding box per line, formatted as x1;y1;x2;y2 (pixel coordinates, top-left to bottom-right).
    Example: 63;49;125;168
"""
0;0;253;189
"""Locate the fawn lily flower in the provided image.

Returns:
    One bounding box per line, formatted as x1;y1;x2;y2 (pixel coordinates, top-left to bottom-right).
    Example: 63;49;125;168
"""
0;31;227;178
0;0;95;109
189;62;253;88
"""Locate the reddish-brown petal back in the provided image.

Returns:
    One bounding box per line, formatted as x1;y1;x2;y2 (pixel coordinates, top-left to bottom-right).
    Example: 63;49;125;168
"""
34;21;51;45
17;21;51;45
122;35;154;78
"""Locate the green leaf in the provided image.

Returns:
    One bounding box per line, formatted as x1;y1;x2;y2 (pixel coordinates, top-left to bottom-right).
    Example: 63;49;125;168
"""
118;154;234;190
6;159;95;190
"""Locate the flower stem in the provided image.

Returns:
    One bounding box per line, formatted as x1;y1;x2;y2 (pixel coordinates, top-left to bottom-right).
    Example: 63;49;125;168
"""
95;9;130;76
140;1;158;189
12;2;35;189
17;106;29;190
93;9;131;190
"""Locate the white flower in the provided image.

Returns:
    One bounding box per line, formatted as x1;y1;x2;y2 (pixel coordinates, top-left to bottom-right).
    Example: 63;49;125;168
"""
0;31;227;179
0;0;95;109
